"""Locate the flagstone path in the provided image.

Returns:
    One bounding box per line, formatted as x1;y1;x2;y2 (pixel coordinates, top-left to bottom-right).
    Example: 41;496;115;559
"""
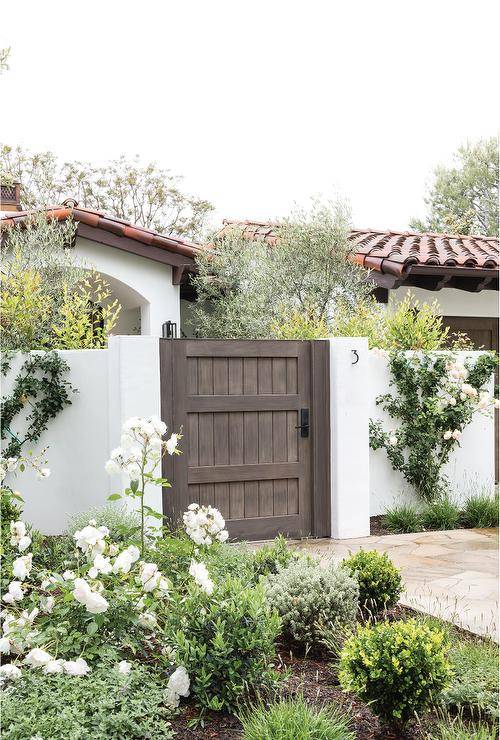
293;528;499;640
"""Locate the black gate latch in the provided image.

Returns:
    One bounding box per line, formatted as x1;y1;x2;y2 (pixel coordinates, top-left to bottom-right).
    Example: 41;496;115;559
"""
295;408;310;438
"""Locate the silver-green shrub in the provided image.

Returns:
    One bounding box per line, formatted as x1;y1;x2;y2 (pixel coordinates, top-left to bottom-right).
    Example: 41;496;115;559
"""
65;504;140;540
265;559;358;647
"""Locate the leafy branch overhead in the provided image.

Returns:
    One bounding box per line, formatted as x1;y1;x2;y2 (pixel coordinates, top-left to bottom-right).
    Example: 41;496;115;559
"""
1;352;76;459
0;145;214;240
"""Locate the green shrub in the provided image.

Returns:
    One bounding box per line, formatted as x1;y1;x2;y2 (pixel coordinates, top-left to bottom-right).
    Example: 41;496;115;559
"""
339;618;451;725
381;503;422;533
65;504;140;541
342;550;403;613
421;497;461;530
1;664;174;739
240;696;355;740
461;492;499;529
251;534;297;581
429;715;498;740
168;577;281;712
443;637;499;719
265;559;358;648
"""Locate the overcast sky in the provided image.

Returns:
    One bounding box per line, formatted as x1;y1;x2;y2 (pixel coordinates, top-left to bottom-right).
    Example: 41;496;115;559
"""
1;0;498;232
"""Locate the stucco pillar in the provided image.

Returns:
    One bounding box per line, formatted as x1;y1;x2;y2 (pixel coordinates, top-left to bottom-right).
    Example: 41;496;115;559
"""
329;337;370;538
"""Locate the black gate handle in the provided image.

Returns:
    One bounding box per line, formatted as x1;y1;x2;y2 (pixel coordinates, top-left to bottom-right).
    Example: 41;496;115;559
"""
295;408;310;438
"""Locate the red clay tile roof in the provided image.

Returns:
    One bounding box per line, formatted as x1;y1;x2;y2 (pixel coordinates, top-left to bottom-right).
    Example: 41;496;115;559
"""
0;203;203;260
220;220;499;278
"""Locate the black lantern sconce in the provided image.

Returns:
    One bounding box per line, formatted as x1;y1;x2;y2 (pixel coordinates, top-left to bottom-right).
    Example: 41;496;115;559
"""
162;321;178;339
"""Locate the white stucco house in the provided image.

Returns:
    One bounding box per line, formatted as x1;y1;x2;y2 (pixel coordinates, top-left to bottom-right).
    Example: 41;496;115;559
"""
0;193;202;339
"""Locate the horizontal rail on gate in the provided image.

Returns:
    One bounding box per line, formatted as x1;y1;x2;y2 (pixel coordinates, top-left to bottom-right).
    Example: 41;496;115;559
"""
188;462;301;484
183;341;302;357
185;394;300;412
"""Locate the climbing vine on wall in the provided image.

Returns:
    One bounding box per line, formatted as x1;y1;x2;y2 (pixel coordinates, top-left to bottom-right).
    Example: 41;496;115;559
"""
370;350;498;501
1;352;76;459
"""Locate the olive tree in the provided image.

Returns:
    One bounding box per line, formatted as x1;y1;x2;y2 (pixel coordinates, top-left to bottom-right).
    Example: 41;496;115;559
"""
191;199;372;339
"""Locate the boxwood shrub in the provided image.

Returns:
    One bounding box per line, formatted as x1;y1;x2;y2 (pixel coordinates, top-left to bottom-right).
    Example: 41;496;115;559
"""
342;550;403;614
339;618;451;725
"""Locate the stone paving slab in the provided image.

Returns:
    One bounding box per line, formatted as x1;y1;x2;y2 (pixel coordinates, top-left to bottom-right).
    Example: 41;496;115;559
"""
292;528;499;640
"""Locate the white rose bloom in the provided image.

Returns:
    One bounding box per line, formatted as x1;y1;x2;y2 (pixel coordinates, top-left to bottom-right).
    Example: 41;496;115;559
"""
140;563;161;593
62;570;75;581
10;520;26;538
116;660;132;674
388;435;398;447
85;591;109;614
127;463;141;481
41;596;55;614
17;535;32;552
452;429;462;440
166;433;179;455
63;658;90;676
449;397;457;406
74;526;107;554
88;567;99;579
189;560;214;595
5;581;24;602
120;433;134;449
443;430;452;440
105;459;121;475
0;637;11;654
73;578;92;604
0;663;22;681
2;593;15;605
138;611;157;630
93;554;112;575
165;665;190;706
25;648;53;668
217;530;229;543
13;554;32;581
43;659;64;674
150;416;167;436
126;545;140;563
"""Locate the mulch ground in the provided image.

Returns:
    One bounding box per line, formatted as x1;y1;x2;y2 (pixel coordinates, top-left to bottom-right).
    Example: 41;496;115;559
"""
169;607;443;739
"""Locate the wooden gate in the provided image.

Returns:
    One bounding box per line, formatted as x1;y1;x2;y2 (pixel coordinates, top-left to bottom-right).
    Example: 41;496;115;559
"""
160;340;330;540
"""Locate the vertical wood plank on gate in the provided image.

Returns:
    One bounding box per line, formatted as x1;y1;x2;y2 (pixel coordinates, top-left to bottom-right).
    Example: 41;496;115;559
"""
214;412;229;465
213;358;229;395
287;478;299;514
244;411;258;463
243;358;258;394
229;481;245;519
198;413;214;466
199;483;214;507
273;479;288;515
257;358;272;394
187;414;199;467
258;411;273;463
258;480;274;516
187;357;198;396
198;357;214;395
286;410;298;461
272;358;287;394
215;482;230;519
244;481;259;518
286;357;298;394
228;357;243;394
272;411;287;462
229;412;244;464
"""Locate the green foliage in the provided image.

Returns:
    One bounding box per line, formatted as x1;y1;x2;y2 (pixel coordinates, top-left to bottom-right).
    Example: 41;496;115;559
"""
429;715;498;740
251;535;298;581
442;636;499;719
382;503;423;533
168;577;281;712
1;352;75;458
192;199;371;339
265;559;358;648
1;144;213;239
339;618;451;725
270;306;330;340
461;492;499;529
421;496;462;531
1;664;174;740
332;294;472;351
342;550;403;614
240;696;355;740
66;504;141;541
370;352;498;501
411;137;499;237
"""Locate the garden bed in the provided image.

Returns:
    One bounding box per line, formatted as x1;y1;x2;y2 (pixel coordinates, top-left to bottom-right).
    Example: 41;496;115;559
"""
170;605;498;739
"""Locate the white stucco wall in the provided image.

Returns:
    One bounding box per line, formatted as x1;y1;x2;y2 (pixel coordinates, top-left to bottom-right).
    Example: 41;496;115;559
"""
390;286;499;318
2;337;163;534
75;237;180;336
369;350;495;515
